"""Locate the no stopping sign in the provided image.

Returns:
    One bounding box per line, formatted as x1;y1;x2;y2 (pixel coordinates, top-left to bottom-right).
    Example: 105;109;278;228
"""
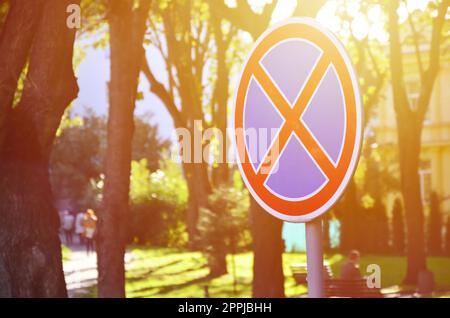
233;19;362;223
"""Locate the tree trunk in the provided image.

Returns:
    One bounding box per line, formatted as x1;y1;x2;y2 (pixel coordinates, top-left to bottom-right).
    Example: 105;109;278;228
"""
386;0;449;284
250;198;285;298
0;0;79;297
397;119;427;284
211;15;230;187
183;127;212;246
0;160;67;297
97;0;149;298
208;246;228;278
339;178;359;252
183;162;201;242
0;0;44;147
392;198;406;254
323;216;330;252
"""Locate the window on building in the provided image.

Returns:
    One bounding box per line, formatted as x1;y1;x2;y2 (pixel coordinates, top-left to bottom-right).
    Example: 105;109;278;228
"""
406;79;420;111
419;160;432;205
406;78;431;124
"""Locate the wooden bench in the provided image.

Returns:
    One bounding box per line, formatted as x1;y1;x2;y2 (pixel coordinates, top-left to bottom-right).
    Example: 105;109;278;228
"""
291;264;383;298
291;263;333;285
325;278;383;298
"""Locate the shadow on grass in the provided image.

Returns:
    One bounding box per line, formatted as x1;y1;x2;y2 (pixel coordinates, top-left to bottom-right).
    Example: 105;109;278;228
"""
127;259;184;282
131;274;211;296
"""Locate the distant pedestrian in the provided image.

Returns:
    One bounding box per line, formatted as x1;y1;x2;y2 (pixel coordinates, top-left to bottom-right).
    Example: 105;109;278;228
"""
62;210;75;245
341;250;362;280
83;209;97;255
75;211;86;245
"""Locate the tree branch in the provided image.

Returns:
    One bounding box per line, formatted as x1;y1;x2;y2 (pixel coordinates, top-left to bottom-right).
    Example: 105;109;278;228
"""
26;0;79;155
0;0;44;147
292;0;327;18
417;0;449;119
142;55;185;128
212;0;276;39
387;0;410;115
403;0;425;78
2;0;79;160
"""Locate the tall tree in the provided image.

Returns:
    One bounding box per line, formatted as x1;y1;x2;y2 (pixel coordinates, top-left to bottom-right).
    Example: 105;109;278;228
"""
0;0;79;297
213;0;281;297
144;0;214;245
250;197;285;297
333;0;387;254
143;0;242;275
97;0;150;297
213;0;328;297
387;0;449;283
210;11;235;187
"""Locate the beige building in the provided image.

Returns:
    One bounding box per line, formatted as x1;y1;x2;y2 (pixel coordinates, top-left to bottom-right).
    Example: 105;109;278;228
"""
376;44;450;216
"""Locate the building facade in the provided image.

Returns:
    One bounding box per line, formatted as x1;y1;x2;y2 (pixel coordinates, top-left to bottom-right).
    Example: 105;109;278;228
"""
376;45;450;217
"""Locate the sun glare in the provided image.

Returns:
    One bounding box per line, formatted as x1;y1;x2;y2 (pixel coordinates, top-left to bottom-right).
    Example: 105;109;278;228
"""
317;0;389;43
351;14;369;40
271;0;296;23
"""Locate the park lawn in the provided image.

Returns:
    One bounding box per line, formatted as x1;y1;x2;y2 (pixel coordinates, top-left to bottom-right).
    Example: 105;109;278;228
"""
124;247;450;298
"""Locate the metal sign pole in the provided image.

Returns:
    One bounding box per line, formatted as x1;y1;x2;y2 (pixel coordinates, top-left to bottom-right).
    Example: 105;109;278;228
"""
306;218;325;298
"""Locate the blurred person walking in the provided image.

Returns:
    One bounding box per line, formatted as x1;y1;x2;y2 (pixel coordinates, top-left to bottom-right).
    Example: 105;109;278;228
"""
83;209;97;255
75;211;86;245
62;210;75;245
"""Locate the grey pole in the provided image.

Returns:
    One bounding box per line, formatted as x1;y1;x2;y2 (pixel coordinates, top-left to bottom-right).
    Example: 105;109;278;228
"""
305;218;325;298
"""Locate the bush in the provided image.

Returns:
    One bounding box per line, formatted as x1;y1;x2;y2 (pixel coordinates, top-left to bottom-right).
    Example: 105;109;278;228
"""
197;185;250;277
128;159;187;247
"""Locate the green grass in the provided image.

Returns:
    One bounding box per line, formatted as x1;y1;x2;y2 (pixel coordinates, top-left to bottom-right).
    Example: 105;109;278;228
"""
123;247;450;298
61;244;71;261
329;254;450;291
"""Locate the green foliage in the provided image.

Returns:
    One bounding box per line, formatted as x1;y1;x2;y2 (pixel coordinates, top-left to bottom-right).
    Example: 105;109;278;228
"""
51;111;168;211
197;186;251;272
56;107;84;137
361;193;375;209
12;62;28;108
232;169;244;191
133;114;171;172
61;245;72;261
129;158;188;247
130;158;187;205
79;0;108;37
51;112;104;210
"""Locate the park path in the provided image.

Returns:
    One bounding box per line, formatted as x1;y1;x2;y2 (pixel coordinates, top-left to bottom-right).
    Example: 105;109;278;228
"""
63;243;133;298
63;244;98;297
